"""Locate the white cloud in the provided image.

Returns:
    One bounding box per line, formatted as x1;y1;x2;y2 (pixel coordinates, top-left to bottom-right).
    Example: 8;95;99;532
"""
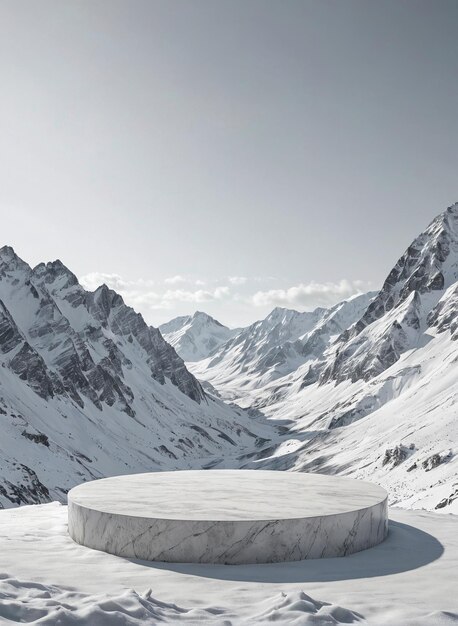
215;286;230;298
163;286;230;303
252;279;370;309
80;272;208;291
80;272;160;291
79;271;370;324
228;276;247;285
164;275;208;286
163;275;186;285
80;272;231;312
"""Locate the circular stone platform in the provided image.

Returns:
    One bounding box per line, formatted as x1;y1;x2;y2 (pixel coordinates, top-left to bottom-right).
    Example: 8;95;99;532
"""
68;470;388;564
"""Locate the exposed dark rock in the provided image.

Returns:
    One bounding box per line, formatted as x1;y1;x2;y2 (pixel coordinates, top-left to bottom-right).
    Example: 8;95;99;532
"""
435;487;458;509
10;343;55;400
428;282;458;339
382;444;414;468
0;464;51;506
21;431;50;447
422;452;452;471
157;445;178;460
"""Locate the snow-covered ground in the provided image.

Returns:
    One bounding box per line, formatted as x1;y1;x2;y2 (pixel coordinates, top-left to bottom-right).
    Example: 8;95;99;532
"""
0;503;457;624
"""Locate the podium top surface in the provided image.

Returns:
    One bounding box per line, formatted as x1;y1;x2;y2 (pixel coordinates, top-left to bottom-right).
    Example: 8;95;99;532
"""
68;470;387;521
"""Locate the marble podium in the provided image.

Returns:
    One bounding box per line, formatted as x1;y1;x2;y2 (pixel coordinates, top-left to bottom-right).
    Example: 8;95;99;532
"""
68;470;388;564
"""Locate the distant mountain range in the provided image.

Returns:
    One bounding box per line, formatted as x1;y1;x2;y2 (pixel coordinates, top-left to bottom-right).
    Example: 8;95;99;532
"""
187;294;375;400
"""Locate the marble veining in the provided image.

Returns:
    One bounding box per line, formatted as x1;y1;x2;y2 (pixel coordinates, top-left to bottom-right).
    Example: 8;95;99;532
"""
68;470;388;564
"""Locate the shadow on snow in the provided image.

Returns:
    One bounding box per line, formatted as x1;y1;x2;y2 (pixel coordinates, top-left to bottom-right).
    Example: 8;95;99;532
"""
129;519;444;583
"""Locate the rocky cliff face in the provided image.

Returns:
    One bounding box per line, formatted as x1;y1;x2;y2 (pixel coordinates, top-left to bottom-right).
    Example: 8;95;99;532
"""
0;249;204;411
319;203;458;385
0;248;274;508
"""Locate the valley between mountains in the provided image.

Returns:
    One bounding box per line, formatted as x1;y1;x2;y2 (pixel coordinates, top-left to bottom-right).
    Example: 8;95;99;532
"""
1;204;457;515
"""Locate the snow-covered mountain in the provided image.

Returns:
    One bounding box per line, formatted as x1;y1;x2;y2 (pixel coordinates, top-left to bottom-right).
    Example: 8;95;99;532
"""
2;203;458;513
159;311;238;361
188;203;458;512
189;293;375;402
0;247;275;508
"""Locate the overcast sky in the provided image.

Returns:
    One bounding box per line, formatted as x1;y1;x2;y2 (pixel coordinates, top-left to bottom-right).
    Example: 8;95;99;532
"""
1;0;457;326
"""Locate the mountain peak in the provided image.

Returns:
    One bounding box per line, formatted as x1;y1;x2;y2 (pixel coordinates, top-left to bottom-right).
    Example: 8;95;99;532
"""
445;201;458;214
427;201;458;235
192;310;224;327
0;245;17;259
269;306;289;315
160;311;235;361
33;259;79;287
193;310;213;320
0;246;30;272
266;307;296;321
92;283;125;316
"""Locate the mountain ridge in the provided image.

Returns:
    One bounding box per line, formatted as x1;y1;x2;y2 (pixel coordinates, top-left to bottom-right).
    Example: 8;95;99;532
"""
189;292;375;402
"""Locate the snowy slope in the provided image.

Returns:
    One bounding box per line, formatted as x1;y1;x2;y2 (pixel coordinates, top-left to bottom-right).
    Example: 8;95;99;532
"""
189;204;458;512
0;248;276;508
159;311;238;361
238;326;458;513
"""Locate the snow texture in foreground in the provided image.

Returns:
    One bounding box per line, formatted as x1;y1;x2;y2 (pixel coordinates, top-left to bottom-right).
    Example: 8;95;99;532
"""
0;503;457;624
0;578;368;625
